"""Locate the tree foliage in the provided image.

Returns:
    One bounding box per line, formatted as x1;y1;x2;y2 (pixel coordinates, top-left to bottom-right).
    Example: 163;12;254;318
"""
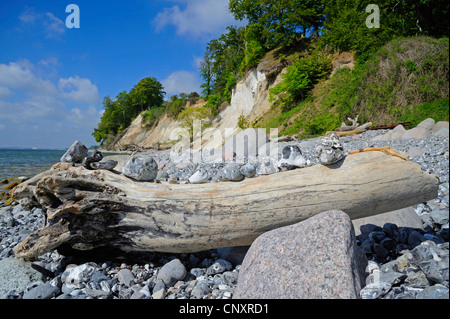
270;49;332;110
319;0;450;55
92;77;165;144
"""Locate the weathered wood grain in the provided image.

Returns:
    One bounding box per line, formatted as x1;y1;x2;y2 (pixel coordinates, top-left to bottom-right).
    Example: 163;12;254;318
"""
12;151;439;259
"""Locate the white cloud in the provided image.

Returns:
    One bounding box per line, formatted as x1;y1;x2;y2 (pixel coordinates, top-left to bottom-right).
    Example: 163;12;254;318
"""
162;70;201;96
59;76;100;105
0;60;101;148
0;60;58;96
19;7;39;24
0;87;13;99
43;12;66;38
153;0;243;38
69;105;102;127
18;7;66;39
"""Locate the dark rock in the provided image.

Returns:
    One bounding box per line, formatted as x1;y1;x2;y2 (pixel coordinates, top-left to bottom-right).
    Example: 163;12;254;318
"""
90;160;118;171
383;223;399;238
397;228;411;244
408;230;426;247
60;140;89;163
369;231;387;242
439;228;449;241
373;243;389;262
360;224;382;235
380;237;397;251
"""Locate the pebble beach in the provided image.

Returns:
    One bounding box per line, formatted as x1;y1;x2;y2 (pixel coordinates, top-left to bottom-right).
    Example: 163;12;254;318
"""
0;119;448;299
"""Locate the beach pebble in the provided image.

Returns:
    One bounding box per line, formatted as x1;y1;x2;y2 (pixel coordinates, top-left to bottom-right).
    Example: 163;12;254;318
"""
122;155;158;181
157;259;187;287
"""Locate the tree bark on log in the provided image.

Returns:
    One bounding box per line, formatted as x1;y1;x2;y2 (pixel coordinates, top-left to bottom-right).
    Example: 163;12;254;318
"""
11;151;439;260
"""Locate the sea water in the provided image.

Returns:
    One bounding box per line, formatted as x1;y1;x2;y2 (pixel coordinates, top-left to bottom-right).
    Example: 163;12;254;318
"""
0;149;65;190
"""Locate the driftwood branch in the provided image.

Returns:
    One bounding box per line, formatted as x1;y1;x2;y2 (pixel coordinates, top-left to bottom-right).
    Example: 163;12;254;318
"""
12;151;439;260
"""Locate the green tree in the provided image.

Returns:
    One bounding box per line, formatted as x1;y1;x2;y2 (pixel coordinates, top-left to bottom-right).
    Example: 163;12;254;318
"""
319;0;449;55
129;77;165;113
229;0;325;49
270;49;332;110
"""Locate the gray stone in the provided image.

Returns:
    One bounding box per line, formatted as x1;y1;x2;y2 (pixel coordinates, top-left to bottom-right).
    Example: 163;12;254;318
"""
90;160;118;171
122;154;158;181
278;145;307;170
156;170;169;181
407;147;426;158
60;140;89;163
233;210;368;299
360;282;392;299
85;288;113;299
191;281;209;299
431;209;449;225
157;259;187;287
152;279;165;294
411;241;449;284
223;128;269;158
366;271;406;286
416;284;449;299
417;118;435;131
117;268;135;287
150;287;165;299
188;169;209;184
239;163;256;178
22;283;60;299
256;156;279;175
433;128;449;138
61;263;97;289
315;133;345;165
220;163;244;181
0;257;45;299
432;121;449;133
206;259;232;275
404;270;430;288
401;127;430;140
190;268;206;278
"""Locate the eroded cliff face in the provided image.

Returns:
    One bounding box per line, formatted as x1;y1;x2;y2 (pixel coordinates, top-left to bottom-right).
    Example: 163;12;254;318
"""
110;55;286;151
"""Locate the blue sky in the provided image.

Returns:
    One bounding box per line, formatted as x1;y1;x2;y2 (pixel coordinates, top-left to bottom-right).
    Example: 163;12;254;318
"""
0;0;243;149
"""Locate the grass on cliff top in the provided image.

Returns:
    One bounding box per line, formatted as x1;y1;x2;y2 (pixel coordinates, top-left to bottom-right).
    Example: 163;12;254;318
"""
255;36;449;138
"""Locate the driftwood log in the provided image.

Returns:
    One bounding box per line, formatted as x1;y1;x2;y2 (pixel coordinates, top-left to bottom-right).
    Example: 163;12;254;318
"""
11;151;439;260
